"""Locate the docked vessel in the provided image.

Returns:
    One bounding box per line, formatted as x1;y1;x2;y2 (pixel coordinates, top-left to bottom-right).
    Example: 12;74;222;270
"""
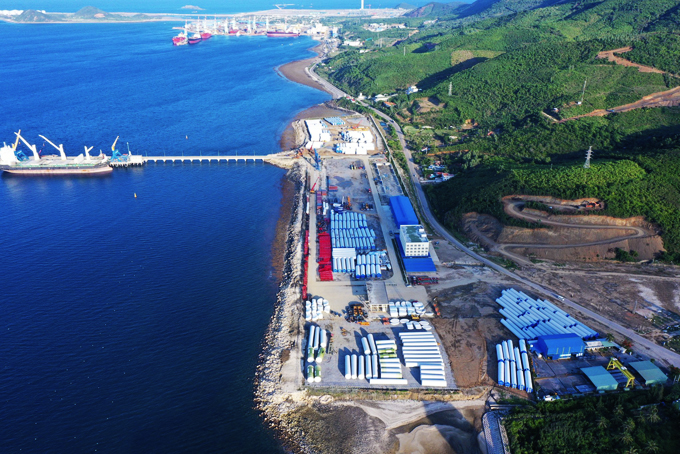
266;31;300;38
172;31;187;46
0;131;112;175
200;31;212;40
188;32;202;44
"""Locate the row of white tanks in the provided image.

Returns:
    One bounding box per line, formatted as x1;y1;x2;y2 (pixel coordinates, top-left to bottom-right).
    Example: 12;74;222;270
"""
496;338;533;393
333;253;386;279
330;211;369;229
398;332;446;387
306;324;329;383
497;288;598;340
331;235;376;251
305;298;331;322
389;300;425;319
342;335;407;385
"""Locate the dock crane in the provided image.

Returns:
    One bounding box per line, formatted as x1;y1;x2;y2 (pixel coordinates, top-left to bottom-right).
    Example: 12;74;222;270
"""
14;131;40;161
38;134;67;160
310;176;320;193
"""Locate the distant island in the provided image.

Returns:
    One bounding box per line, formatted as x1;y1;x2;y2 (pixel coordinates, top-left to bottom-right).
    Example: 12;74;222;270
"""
0;6;168;23
181;5;205;10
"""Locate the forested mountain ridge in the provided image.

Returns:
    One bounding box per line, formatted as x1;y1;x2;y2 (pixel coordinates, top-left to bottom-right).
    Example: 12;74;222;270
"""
323;0;680;262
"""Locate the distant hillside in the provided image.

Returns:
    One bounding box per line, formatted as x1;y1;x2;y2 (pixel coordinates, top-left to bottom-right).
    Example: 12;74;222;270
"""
72;6;116;19
457;0;565;18
395;2;417;9
15;9;61;22
404;2;466;17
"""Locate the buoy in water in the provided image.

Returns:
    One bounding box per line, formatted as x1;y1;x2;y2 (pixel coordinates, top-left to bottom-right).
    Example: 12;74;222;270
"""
134;193;137;198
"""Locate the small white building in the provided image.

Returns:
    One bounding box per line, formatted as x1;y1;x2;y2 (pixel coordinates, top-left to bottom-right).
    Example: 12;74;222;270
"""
399;224;430;257
344;39;363;47
406;85;419;95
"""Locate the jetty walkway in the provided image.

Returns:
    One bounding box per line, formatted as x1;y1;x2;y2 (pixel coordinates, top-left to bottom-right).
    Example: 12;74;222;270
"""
143;154;293;164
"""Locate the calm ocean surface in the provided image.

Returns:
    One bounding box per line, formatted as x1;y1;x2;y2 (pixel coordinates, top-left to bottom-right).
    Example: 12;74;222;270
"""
8;0;399;14
0;21;327;453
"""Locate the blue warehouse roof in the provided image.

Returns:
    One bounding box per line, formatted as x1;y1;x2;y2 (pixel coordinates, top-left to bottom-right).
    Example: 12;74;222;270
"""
582;366;619;391
535;333;585;358
629;361;668;386
390;196;419;227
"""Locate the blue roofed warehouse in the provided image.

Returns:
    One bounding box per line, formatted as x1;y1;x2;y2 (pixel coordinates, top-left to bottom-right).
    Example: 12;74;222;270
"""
390;196;419;227
534;333;585;359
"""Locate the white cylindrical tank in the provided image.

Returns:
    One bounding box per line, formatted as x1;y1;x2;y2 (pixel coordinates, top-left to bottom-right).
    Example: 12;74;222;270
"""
519;338;527;353
365;355;372;379
314;365;321;383
361;337;371;355
514;347;522;369
313;326;320;350
351;354;358;379
498;362;505;386
358;355;365;380
505;359;511;388
524;369;533;393
372;354;379;378
517;365;525;391
308;325;316;350
502;341;510;362
345;355;351;380
307;365;314;383
511;364;518;389
521;351;530;371
496;344;504;363
367;334;377;354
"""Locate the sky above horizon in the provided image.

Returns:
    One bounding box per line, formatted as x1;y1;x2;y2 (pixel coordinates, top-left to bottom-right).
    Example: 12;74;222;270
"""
2;0;468;14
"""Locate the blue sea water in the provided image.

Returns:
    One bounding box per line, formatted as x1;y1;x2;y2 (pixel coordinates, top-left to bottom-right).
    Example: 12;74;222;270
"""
0;22;327;453
5;0;404;14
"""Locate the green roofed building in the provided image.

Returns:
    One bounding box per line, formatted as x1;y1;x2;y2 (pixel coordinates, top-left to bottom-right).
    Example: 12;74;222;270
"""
582;366;618;392
629;361;668;386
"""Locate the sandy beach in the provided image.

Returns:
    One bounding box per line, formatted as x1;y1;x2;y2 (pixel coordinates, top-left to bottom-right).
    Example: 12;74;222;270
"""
277;43;332;95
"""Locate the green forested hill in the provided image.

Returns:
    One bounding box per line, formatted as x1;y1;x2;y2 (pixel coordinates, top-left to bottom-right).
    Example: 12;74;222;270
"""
322;0;680;261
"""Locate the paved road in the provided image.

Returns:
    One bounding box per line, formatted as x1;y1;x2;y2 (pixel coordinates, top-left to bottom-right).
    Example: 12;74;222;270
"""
307;67;680;367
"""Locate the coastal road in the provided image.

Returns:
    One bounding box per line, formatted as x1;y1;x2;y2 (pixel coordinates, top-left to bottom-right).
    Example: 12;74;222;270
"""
363;104;680;367
306;66;680;366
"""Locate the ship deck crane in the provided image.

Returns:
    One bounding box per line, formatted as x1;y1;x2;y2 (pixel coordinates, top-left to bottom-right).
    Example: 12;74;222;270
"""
14;131;40;160
38;135;67;160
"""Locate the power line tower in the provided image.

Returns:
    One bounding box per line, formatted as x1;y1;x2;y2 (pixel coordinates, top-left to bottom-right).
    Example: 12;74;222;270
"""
584;146;593;169
579;78;587;105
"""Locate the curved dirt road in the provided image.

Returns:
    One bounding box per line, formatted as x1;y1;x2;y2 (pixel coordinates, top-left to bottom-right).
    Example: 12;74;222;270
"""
499;200;649;254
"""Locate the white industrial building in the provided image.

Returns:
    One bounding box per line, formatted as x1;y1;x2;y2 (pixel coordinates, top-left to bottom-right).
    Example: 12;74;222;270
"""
305;119;331;143
399;224;429;257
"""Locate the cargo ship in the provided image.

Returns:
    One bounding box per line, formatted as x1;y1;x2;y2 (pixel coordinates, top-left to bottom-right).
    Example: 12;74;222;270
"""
266;31;300;38
188;32;202;44
200;31;212;40
0;131;113;175
172;31;187;46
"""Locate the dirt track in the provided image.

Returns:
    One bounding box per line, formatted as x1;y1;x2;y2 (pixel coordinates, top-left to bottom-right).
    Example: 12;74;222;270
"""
596;47;666;74
463;196;659;266
559;47;680;122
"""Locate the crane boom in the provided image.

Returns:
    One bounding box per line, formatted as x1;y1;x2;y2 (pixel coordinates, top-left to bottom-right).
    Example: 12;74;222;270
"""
38;134;66;160
111;136;119;152
14;131;40;160
12;129;21;150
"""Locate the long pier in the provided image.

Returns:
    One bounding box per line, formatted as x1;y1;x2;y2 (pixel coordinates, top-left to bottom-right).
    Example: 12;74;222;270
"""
143;155;292;164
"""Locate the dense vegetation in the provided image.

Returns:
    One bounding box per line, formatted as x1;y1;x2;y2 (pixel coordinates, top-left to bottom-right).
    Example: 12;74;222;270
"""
625;33;680;75
324;0;680;261
505;385;680;453
424;109;680;261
